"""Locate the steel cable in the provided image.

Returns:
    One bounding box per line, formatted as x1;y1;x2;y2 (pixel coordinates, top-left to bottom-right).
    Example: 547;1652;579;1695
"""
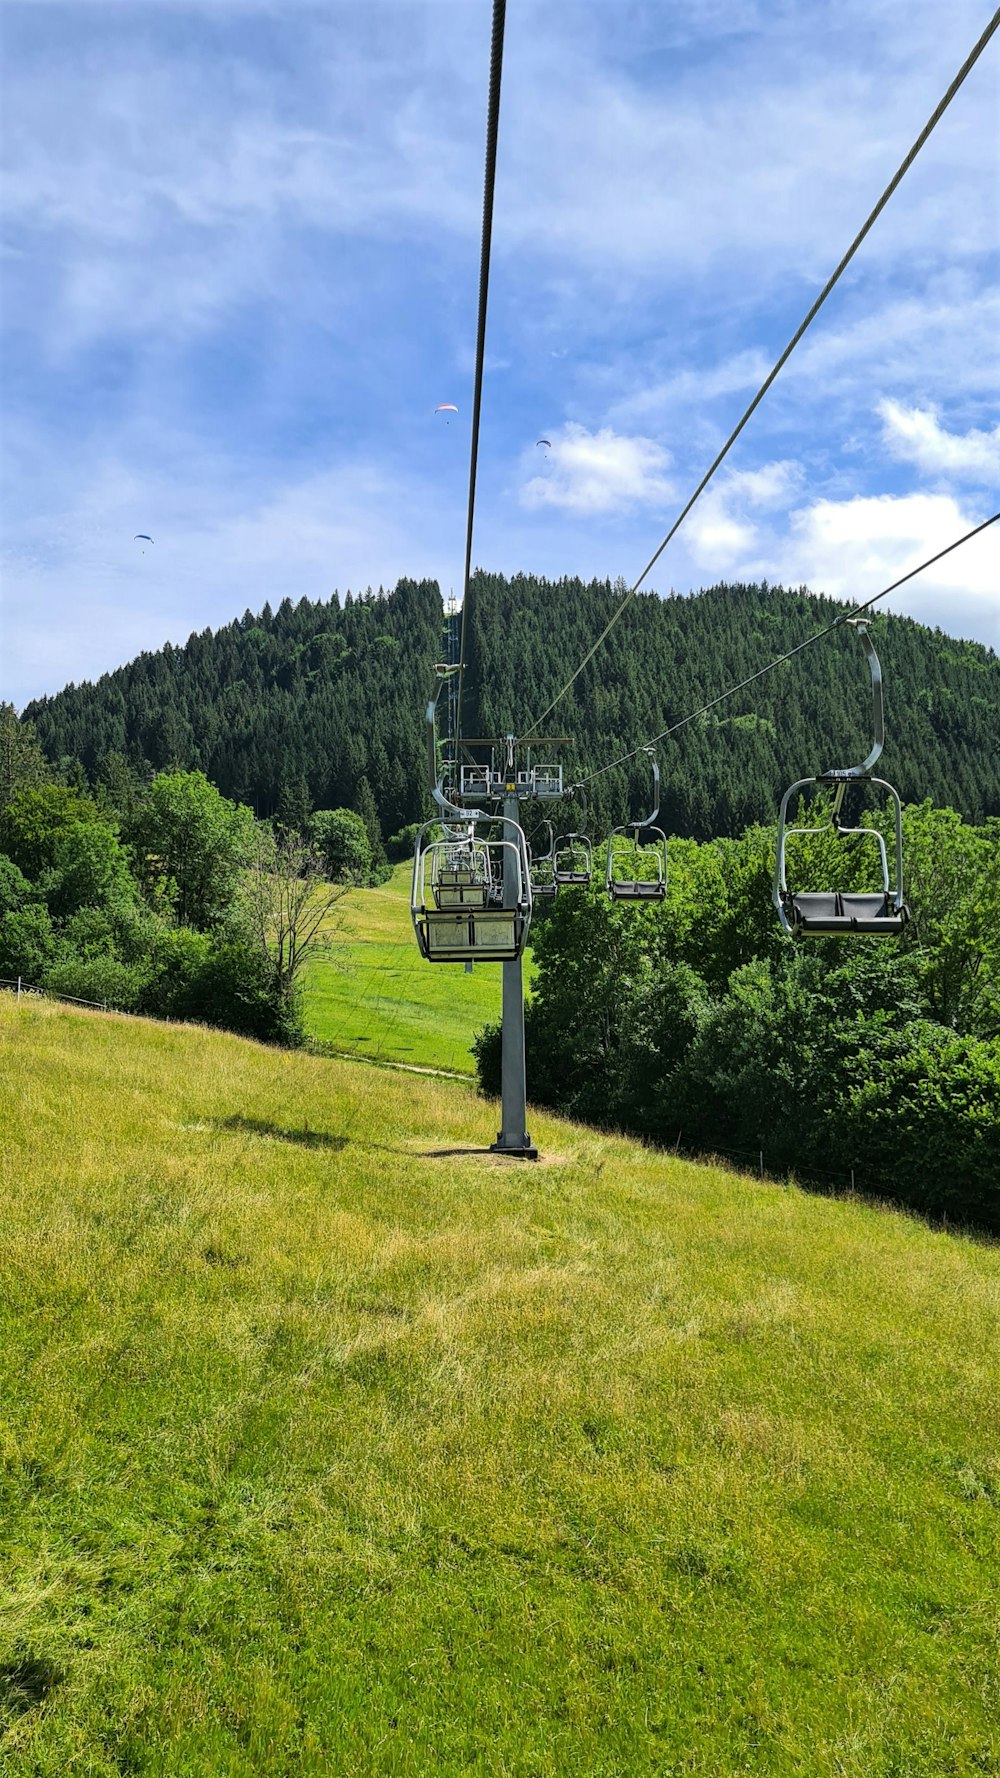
519;7;1000;741
576;511;999;788
455;0;507;752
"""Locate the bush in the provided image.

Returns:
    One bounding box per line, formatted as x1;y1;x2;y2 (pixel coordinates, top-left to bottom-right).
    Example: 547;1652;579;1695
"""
310;808;372;882
0;905;57;982
133;924;212;1021
471;1020;502;1097
43;954;150;1012
188;937;303;1046
825;1023;1000;1231
386;822;423;864
61;906;118;959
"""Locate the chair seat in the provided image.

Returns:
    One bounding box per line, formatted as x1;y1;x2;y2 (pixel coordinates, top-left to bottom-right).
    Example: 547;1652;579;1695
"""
609;881;666;902
789;892;908;935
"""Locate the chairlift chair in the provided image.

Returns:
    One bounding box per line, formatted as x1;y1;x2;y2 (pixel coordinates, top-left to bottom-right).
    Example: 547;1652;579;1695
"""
412;820;532;962
773;619;909;936
527;821;559;899
606;749;668;902
552;788;593;887
553;834;592;886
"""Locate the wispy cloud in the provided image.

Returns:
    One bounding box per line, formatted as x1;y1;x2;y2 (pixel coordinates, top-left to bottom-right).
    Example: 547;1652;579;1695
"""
878;398;1000;483
684;462;802;569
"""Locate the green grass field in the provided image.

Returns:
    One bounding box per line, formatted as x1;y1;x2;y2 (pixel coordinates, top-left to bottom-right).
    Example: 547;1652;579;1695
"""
302;862;516;1074
3;994;999;1776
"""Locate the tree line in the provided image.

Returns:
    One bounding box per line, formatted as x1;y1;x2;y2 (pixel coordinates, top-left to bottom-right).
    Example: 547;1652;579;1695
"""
474;802;1000;1232
19;576;1000;845
0;708;383;1045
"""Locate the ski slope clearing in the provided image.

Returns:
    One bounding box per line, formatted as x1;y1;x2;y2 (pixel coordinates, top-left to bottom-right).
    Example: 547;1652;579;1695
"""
303;861;515;1074
2;997;998;1776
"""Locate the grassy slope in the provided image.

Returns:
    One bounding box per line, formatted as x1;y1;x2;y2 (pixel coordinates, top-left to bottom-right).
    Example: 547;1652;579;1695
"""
3;997;999;1777
302;862;511;1074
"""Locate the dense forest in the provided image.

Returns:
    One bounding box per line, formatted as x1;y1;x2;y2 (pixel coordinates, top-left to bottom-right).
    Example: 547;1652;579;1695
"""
21;575;1000;841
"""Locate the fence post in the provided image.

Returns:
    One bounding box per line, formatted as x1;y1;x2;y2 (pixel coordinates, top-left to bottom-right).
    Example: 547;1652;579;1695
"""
850;1168;855;1192
759;1150;764;1178
16;977;21;1001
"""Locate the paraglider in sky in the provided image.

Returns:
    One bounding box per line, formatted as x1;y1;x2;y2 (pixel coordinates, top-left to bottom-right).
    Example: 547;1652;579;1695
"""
133;534;154;553
536;439;552;449
435;404;458;426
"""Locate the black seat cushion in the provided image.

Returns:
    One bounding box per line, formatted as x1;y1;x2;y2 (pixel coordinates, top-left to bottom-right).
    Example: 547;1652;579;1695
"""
789;892;907;934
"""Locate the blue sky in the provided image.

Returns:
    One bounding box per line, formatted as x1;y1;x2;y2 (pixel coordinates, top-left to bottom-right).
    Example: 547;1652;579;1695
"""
2;0;998;709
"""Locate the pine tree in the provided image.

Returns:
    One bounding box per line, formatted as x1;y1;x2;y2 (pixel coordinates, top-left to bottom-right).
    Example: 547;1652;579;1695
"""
0;704;49;808
276;773;312;838
355;775;388;880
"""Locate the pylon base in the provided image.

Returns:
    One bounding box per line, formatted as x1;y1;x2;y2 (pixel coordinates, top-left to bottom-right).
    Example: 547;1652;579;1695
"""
490;1133;539;1160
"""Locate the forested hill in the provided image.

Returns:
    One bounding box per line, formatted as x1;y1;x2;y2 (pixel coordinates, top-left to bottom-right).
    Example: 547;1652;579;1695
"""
25;579;443;838
464;575;1000;835
23;574;1000;839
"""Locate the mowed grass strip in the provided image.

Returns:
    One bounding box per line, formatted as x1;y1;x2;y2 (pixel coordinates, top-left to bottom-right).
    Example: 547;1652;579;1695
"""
302;862;512;1074
2;998;999;1777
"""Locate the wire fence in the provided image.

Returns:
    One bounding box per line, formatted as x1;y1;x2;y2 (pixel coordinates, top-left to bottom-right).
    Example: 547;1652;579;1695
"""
667;1131;861;1192
664;1129;961;1224
0;977;108;1012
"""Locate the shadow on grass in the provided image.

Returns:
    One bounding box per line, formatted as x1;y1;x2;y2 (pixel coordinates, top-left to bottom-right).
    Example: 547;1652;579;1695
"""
1;1651;65;1717
219;1115;349;1152
421;1145;501;1159
218;1117;507;1165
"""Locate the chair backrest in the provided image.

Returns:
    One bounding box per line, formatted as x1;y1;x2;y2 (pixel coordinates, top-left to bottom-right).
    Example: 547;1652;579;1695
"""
411;819;534;963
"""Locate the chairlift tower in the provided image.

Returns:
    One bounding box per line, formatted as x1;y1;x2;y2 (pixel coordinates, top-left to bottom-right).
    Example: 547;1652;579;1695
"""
413;677;570;1159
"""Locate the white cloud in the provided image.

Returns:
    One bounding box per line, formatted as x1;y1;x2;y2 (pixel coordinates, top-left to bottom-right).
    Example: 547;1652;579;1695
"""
877;399;1000;483
685;461;801;568
660;472;999;644
784;492;998;613
519;426;674;516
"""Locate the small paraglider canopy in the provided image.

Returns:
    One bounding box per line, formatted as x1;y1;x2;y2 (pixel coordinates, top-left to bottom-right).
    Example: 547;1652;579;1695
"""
133;534;153;542
434;404;458;414
536;438;552;448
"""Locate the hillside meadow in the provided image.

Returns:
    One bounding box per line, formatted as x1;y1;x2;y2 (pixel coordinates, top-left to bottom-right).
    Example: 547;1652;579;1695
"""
303;861;511;1074
2;995;999;1775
